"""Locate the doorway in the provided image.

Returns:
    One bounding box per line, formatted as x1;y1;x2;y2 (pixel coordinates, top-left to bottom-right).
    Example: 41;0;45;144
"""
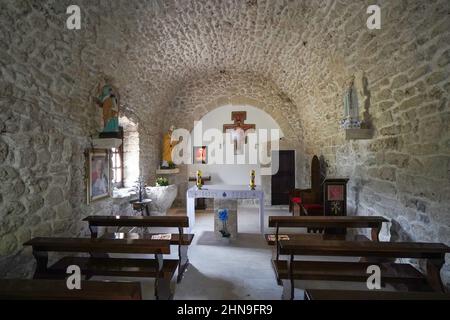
271;150;295;205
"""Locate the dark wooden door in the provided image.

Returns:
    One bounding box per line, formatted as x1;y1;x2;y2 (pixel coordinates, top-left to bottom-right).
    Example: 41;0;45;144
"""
271;150;295;205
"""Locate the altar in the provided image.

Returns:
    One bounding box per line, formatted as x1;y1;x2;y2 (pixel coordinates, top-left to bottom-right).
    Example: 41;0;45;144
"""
186;185;265;234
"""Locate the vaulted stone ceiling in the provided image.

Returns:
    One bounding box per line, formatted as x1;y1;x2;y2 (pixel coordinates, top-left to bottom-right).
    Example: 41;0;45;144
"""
86;0;449;149
83;0;329;139
4;0;447;147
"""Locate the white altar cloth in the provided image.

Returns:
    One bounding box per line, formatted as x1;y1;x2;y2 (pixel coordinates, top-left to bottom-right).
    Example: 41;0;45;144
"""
186;185;265;234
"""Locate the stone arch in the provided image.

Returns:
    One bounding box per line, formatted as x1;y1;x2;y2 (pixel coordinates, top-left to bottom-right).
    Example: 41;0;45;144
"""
167;72;310;205
168;72;305;149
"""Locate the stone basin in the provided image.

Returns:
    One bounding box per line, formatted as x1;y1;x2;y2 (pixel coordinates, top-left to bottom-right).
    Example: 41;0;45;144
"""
145;184;178;215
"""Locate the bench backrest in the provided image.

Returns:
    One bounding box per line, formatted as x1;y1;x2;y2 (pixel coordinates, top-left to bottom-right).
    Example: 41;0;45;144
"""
0;279;142;300
305;289;450;300
83;215;189;228
24;237;171;254
278;239;449;259
269;216;388;229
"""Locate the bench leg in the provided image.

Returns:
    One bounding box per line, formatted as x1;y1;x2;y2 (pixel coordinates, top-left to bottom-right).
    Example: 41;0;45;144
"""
281;279;294;300
270;257;282;286
88;225;109;258
371;225;381;241
156;278;174;300
32;250;48;279
426;258;445;292
177;245;189;283
154;253;175;300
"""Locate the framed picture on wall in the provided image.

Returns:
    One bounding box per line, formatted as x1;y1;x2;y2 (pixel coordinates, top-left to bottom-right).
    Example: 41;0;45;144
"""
86;149;111;203
193;146;207;164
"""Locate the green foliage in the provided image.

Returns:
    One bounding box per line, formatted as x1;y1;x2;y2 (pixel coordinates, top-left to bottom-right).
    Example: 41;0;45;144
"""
168;161;176;169
156;177;169;186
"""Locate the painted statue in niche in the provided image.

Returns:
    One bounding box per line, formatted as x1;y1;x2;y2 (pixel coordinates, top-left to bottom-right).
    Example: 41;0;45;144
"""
96;84;120;133
161;125;179;168
340;76;361;129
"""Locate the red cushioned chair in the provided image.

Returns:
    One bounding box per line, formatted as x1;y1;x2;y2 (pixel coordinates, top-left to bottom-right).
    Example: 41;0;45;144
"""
288;194;303;216
289;155;324;219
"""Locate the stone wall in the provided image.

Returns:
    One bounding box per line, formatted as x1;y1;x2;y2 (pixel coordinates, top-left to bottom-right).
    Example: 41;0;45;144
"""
288;1;450;287
0;0;161;277
0;95;140;277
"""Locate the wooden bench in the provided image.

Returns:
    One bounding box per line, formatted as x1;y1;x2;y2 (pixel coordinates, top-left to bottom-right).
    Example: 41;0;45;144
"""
268;216;388;242
0;279;142;300
277;239;450;300
83;215;193;283
267;216;389;269
24;237;177;300
304;288;450;300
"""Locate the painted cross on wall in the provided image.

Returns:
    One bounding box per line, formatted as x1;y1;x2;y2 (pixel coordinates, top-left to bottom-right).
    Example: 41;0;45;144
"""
223;111;255;155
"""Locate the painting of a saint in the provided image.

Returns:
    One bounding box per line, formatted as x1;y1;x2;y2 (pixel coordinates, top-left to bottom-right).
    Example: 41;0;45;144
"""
87;149;110;203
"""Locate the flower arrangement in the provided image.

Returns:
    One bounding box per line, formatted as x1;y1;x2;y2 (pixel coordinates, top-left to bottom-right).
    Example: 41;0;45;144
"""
167;161;176;169
156;177;169;187
218;208;230;238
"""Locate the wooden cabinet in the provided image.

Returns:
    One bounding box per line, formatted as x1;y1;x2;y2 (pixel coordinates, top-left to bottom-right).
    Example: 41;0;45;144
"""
323;178;349;216
323;178;349;234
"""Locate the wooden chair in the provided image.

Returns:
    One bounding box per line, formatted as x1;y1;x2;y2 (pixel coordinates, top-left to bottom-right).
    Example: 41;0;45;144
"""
83;215;193;283
289;155;324;218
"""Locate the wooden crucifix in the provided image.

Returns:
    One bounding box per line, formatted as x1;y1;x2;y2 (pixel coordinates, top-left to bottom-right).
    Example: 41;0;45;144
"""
223;111;255;155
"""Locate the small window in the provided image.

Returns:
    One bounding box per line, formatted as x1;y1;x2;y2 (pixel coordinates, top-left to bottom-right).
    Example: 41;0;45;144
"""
111;127;124;188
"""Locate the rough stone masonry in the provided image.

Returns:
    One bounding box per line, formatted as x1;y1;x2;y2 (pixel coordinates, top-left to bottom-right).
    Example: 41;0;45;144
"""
0;0;449;287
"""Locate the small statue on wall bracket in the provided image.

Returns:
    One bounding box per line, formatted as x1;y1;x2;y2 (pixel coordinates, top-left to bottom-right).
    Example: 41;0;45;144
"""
340;75;361;129
95;83;120;135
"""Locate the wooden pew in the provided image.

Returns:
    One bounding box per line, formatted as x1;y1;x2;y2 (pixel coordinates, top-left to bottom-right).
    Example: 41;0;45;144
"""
83;215;193;283
0;279;142;300
304;289;450;300
277;239;450;300
267;216;388;265
24;237;177;300
268;216;388;242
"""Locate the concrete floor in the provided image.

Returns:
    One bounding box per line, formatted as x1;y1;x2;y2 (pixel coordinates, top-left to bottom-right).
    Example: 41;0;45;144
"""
95;206;385;300
173;206;286;300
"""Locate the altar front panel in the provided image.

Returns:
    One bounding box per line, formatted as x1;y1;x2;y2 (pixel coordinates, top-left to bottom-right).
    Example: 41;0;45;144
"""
187;185;263;200
186;185;265;234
